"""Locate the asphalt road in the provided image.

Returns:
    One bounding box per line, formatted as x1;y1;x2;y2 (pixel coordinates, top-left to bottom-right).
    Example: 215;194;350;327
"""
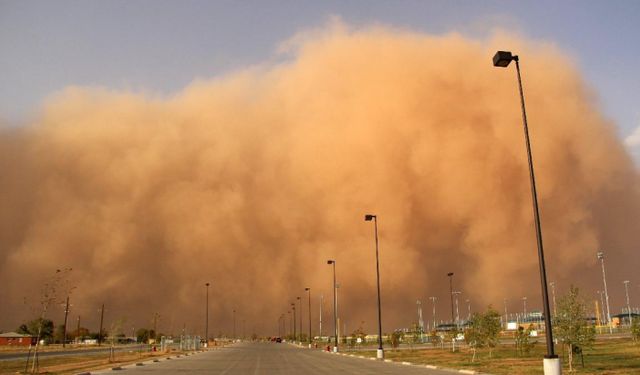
91;342;463;374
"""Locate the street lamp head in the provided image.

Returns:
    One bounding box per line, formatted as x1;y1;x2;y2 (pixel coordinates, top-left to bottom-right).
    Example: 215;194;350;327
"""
364;214;376;221
327;260;335;265
205;282;210;287
492;51;517;67
447;272;454;277
297;296;301;300
305;287;310;291
597;251;604;260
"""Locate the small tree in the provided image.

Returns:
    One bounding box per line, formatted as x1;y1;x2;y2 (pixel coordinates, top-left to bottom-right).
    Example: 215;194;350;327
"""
389;330;403;348
554;286;596;373
515;325;536;356
483;307;502;358
465;306;502;361
465;313;485;362
631;317;640;343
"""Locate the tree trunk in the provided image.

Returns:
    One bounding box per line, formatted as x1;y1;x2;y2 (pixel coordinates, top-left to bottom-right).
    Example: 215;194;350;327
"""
568;344;573;373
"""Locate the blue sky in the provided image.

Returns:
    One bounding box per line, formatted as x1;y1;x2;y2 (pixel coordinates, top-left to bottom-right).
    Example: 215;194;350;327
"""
1;0;638;160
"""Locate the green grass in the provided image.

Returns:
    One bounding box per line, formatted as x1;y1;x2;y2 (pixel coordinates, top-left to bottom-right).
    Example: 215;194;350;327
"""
357;339;640;374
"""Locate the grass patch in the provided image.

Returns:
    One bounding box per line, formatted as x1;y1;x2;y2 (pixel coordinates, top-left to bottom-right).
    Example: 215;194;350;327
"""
0;349;182;374
358;339;640;374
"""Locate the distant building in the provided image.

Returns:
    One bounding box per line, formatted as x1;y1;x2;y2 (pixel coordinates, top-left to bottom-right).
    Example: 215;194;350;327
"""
0;332;37;346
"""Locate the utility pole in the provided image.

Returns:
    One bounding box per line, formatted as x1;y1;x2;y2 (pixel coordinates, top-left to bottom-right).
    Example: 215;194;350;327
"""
98;304;105;346
62;296;70;348
76;315;81;344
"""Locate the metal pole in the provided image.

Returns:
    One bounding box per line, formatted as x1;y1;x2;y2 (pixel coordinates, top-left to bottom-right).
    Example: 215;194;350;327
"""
291;304;296;342
98;304;104;346
514;58;556;360
597;291;605;325
298;296;302;344
319;294;323;339
233;309;236;339
429;297;437;330
453;292;461;329
373;216;384;359
447;273;454;326
624;281;632;326
205;283;209;345
306;288;312;348
331;261;338;352
597;251;613;334
62;296;70;348
523;297;528;318
76;315;81;344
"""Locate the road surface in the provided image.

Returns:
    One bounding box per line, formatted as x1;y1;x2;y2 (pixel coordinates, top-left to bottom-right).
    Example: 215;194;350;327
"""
91;342;462;374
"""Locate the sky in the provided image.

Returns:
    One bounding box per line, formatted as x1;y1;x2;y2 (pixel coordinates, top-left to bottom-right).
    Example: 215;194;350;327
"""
0;1;638;335
1;0;638;158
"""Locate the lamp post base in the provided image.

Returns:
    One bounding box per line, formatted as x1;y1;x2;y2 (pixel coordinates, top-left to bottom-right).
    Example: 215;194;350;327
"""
543;357;561;375
333;346;338;353
376;349;384;359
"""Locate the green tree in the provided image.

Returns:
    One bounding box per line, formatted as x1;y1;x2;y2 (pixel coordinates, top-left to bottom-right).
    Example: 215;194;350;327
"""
17;318;54;340
553;285;596;373
465;306;502;360
515;325;536;356
631;317;640;342
388;330;404;348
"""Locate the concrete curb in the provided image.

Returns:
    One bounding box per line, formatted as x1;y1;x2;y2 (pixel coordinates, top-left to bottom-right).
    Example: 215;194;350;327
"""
73;350;206;374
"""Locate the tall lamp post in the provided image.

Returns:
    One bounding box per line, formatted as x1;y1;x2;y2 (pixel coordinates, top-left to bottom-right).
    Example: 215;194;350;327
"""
597;251;613;334
305;288;312;348
493;50;559;374
623;281;632;327
205;283;210;346
365;214;385;360
297;296;302;345
327;260;338;352
447;273;455;326
291;303;297;343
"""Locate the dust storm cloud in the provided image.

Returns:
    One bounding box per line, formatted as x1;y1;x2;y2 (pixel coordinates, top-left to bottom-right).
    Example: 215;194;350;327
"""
1;25;638;335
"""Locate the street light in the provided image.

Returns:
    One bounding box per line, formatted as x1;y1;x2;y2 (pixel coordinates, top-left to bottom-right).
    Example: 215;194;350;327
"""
205;283;210;346
233;309;236;340
596;290;606;326
623;281;632;326
493;50;559;375
453;291;462;329
447;273;455;326
297;296;302;344
327;260;338;352
305;288;312;348
291;303;297;342
597;251;613;334
523;297;528;320
365;214;384;360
